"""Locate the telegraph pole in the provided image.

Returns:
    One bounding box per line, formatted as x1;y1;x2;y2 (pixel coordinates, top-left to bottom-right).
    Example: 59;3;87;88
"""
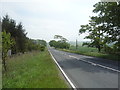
76;39;78;50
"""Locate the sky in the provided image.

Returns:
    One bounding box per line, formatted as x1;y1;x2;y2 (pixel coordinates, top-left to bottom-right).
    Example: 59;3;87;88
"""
1;0;100;42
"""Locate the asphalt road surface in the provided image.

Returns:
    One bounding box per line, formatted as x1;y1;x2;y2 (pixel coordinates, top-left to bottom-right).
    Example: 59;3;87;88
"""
48;47;119;88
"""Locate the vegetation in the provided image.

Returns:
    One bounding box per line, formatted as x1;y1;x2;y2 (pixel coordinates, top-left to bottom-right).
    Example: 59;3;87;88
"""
2;15;47;71
2;31;15;71
49;35;70;49
2;15;46;54
60;45;119;61
25;38;46;52
37;39;47;46
2;15;69;88
57;2;120;61
79;2;120;55
3;50;68;88
2;1;120;88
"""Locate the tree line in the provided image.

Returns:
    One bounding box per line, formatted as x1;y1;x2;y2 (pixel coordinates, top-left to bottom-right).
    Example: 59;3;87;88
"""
2;15;47;71
79;2;120;55
49;35;70;49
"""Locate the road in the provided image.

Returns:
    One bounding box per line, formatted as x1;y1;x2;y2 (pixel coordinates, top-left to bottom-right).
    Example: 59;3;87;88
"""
48;47;119;88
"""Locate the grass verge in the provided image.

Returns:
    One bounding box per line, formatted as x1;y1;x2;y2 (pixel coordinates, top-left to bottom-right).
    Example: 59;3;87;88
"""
3;50;69;88
59;48;119;61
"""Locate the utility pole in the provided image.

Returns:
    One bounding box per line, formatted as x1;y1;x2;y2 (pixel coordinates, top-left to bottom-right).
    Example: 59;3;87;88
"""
76;39;78;50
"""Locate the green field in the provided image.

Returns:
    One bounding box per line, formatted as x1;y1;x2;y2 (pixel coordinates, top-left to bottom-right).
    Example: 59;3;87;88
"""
61;45;119;61
70;45;98;53
3;50;69;88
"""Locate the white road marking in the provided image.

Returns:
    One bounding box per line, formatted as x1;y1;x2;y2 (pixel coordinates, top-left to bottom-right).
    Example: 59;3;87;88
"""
69;55;79;59
68;55;120;73
97;64;120;73
48;50;77;89
91;63;97;66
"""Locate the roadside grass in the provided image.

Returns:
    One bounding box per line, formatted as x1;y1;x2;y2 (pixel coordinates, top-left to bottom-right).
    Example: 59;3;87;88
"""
3;50;69;88
59;46;119;61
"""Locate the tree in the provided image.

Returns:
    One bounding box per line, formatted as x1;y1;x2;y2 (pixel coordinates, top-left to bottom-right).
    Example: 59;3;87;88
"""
2;14;47;59
79;2;120;53
49;40;57;48
54;35;68;42
93;2;120;53
79;21;104;52
93;3;119;37
2;15;27;54
16;22;27;53
37;40;47;46
25;38;46;51
2;30;15;71
49;35;70;49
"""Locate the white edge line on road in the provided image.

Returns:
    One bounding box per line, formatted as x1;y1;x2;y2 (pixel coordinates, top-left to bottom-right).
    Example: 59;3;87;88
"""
48;50;77;89
68;55;120;73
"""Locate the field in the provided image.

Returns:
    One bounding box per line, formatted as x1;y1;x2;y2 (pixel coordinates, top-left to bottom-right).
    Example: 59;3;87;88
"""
2;50;69;88
61;45;119;61
70;45;98;53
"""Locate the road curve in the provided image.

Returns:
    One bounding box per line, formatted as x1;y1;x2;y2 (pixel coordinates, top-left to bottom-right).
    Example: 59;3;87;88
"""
48;47;119;88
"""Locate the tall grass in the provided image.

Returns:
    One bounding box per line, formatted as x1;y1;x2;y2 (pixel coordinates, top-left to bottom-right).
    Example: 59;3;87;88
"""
3;50;69;88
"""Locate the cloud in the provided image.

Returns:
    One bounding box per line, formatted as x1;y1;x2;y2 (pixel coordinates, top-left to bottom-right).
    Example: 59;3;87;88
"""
1;0;100;42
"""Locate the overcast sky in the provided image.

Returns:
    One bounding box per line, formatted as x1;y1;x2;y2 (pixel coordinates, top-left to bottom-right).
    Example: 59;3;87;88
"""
1;0;100;42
